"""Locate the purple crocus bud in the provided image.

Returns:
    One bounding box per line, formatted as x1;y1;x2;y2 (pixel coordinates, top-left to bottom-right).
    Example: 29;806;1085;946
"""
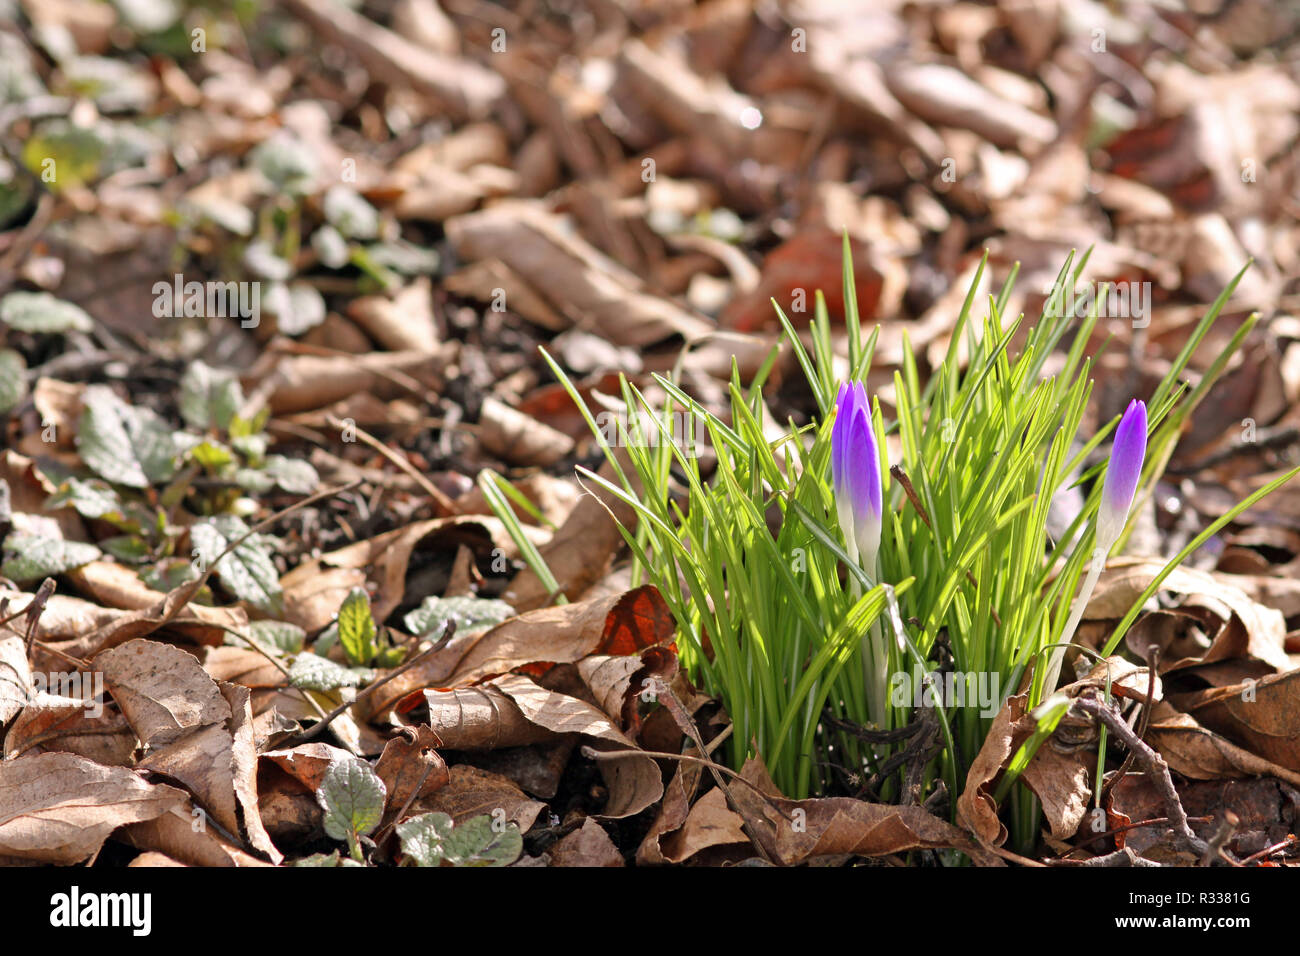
832;381;883;572
1095;399;1147;552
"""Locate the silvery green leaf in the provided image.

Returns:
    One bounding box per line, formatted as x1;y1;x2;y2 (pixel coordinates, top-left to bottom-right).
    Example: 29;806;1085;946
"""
260;455;319;494
292;851;364;867
0;349;26;414
251;134;318;195
99;534;150;563
247;619;305;655
395;812;455;867
59;57;154;112
396;812;522;867
77;385;179;488
111;0;181;33
242;241;294;281
47;477;124;521
311;225;350;269
362;239;439;276
318;756;386;844
0;291;93;333
1;530;100;582
234;468;275;494
180;361;244;431
287;653;370;691
189;514;283;613
403;595;514;637
441;814;523;867
323;186;379;240
264;282;325;336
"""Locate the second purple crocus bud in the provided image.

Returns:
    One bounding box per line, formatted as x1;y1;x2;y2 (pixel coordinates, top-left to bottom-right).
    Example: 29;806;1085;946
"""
832;381;883;573
1095;398;1147;553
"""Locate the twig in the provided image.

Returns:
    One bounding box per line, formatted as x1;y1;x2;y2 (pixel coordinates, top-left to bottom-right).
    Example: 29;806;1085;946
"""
1202;810;1239;867
1070;691;1212;859
325;414;456;516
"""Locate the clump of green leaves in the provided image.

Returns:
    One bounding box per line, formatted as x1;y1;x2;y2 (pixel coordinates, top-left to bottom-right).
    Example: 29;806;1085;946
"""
501;241;1299;837
2;359;318;611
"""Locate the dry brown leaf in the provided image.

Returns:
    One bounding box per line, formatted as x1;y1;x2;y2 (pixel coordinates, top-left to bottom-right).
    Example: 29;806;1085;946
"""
222;682;283;862
637;758;705;865
119;801;273;867
731;756;1001;865
98;639;231;748
407;764;546;833
658;785;749;863
549;818;624;867
262;742;355;791
446;201;711;347
0;752;186;864
1166;670;1300;773
346;278;439;352
281;0;503;120
1086;561;1290;673
957;692;1034;848
504;457;642;611
0;635;31;725
4;691;137;765
374;725;451;827
478;396;575;468
365;584;673;717
1146;701;1300;788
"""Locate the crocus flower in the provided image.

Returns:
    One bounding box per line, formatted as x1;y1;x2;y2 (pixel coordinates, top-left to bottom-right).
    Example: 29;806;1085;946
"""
832;381;883;573
1094;399;1147;553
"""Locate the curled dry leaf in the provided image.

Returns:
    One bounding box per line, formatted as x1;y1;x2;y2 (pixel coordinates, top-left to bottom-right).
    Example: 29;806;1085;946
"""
0;751;187;864
346;278;439;353
1085;561;1290;673
119;801;274;867
957;692;1034;848
505;457;642;611
374;725;451;827
445;201;712;347
477;397;576;468
262;742;356;791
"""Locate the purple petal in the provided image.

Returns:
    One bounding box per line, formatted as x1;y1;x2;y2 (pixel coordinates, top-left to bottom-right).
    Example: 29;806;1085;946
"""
1102;399;1147;521
831;382;853;496
847;403;883;521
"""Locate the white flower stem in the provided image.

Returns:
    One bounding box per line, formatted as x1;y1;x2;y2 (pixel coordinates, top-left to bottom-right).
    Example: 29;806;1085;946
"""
1040;545;1106;697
